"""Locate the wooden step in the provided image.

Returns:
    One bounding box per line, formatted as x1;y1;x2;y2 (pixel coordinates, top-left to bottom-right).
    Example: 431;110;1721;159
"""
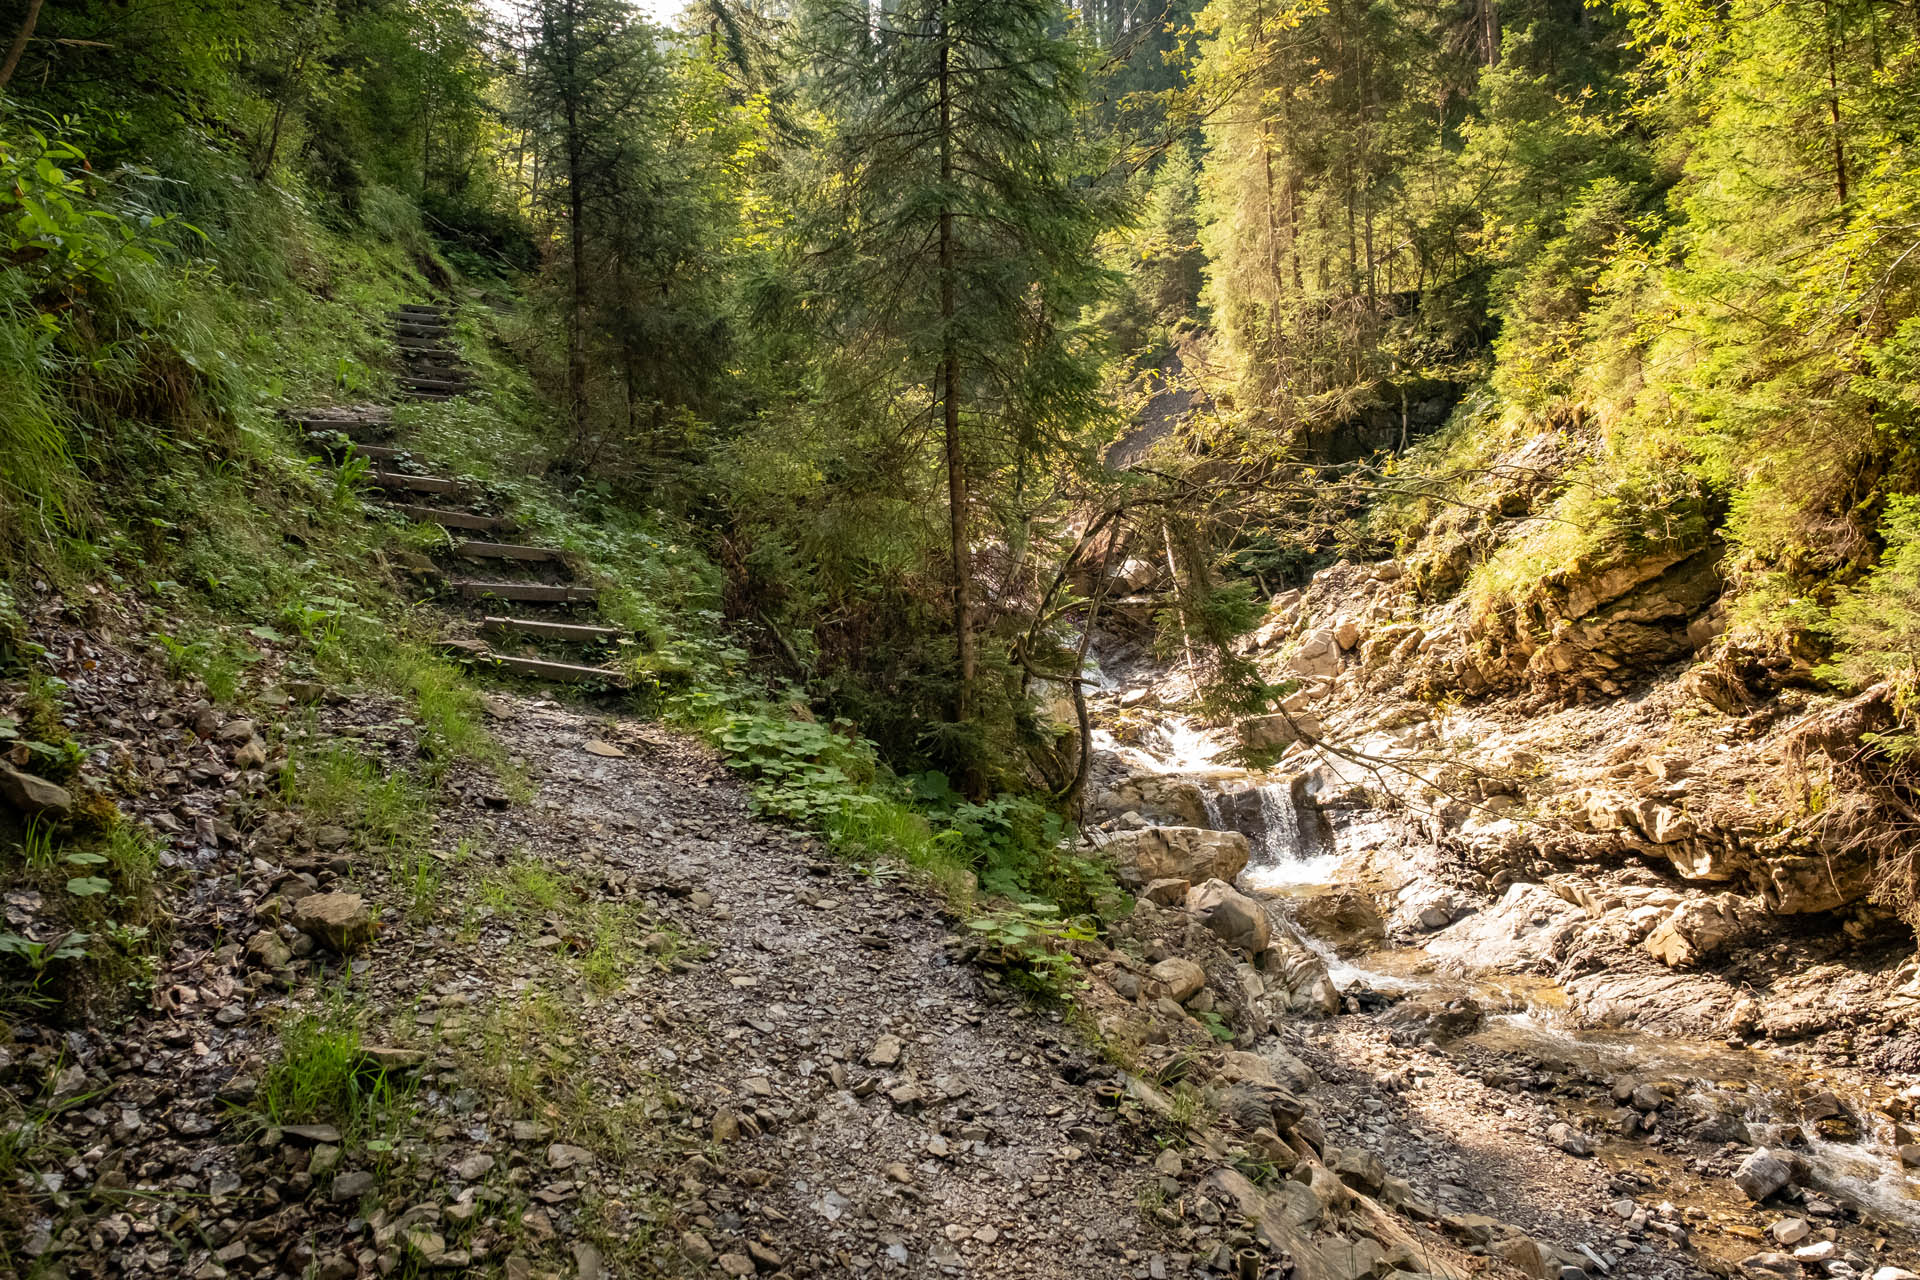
456;540;561;563
479;652;626;686
287;408;391;436
393;505;516;533
450;581;597;605
397;340;458;355
482;616;624;643
399;376;472;393
306;436;410;462
395;323;452;340
372;470;462;495
405;391;456;401
397;304;445;315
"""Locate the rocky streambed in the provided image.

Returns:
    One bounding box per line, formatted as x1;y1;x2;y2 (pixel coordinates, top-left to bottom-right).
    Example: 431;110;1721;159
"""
1079;669;1920;1280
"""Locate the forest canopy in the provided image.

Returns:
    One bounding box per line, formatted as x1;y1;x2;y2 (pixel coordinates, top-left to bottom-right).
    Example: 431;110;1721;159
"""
2;0;1920;783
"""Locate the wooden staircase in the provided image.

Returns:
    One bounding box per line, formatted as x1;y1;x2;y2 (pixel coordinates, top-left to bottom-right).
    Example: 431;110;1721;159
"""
284;300;632;689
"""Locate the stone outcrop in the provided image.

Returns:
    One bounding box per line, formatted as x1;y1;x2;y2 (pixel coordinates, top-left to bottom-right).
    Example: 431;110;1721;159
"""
1234;711;1323;750
1098;826;1249;888
1087;774;1211;827
1186;878;1272;954
0;760;73;820
292;892;376;954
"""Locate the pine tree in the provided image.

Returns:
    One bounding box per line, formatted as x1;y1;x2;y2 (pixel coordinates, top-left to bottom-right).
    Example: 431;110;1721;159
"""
795;0;1120;729
517;0;665;439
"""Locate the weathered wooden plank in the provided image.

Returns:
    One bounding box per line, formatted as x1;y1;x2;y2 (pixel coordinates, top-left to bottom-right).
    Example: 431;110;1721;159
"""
482;616;622;642
455;541;559;563
450;581;598;604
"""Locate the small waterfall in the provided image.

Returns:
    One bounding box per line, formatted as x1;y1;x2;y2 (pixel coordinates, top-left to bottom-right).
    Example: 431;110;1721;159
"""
1198;787;1227;832
1256;780;1304;864
1238;775;1343;889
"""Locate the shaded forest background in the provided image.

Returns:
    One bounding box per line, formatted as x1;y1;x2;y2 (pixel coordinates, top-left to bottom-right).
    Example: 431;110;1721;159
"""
2;0;1920;811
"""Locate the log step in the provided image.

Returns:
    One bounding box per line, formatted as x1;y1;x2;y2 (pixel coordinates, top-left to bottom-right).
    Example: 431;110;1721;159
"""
395;323;452;339
393;505;516;533
400;376;473;393
306;436;410;462
372;471;462;495
483;616;623;643
479;652;627;685
456;541;561;563
450;581;598;604
397;304;445;316
287;410;391;437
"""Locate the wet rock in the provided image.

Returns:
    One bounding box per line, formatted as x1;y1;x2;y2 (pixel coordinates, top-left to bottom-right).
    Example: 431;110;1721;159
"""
1150;957;1206;1003
1546;1122;1591;1157
1733;1148;1792;1201
1186;878;1271;954
1101;826;1250;887
1383;994;1483;1042
0;761;72;820
1290;890;1384;950
1089;775;1211;827
292;892;374;954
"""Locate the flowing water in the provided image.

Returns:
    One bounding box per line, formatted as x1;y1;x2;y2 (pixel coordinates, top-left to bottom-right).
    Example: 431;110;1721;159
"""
1096;703;1920;1238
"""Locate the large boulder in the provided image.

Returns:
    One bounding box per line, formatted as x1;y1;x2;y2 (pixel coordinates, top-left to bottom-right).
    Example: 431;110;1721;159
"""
1764;853;1872;914
1290;890;1384;950
0;761;73;821
1100;827;1249;888
1235;712;1323;750
1258;936;1339;1017
1287;629;1343;679
1733;1148;1793;1201
1644;896;1744;968
1149;957;1207;1003
1187;878;1272;954
292;893;376;955
1087;774;1211;827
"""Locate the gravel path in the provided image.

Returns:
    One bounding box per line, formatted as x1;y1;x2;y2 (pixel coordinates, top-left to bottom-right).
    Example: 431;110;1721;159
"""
362;694;1171;1278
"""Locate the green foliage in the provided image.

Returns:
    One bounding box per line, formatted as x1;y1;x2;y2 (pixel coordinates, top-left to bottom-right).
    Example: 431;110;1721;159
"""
1823;498;1920;691
964;902;1095;1001
714;707;880;825
257;1004;411;1140
281;743;429;859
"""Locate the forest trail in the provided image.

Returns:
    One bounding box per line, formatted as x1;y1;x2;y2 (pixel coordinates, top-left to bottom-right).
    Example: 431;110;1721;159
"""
280;310;1170;1277
349;692;1169;1277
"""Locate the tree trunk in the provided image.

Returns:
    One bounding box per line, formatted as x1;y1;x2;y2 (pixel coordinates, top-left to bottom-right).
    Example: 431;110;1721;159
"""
939;2;974;722
1824;0;1849;207
0;0;45;92
563;0;590;440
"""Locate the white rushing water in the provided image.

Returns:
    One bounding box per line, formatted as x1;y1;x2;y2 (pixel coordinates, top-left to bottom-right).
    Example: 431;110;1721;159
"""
1240;779;1344;887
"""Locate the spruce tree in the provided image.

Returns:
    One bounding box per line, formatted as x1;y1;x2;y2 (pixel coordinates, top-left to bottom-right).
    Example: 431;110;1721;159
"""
796;0;1119;730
